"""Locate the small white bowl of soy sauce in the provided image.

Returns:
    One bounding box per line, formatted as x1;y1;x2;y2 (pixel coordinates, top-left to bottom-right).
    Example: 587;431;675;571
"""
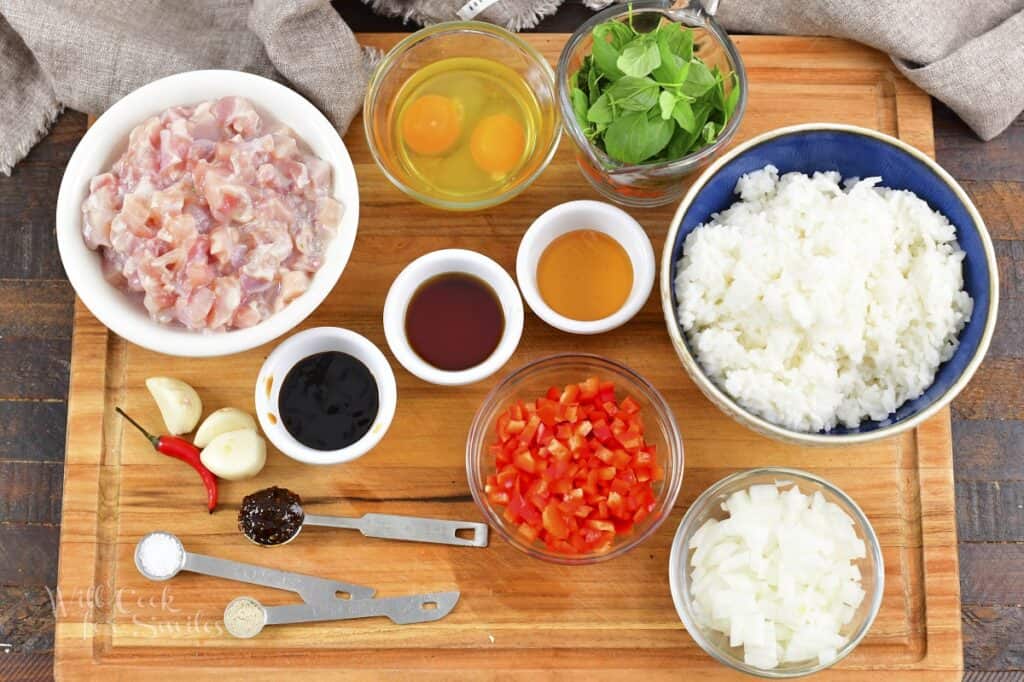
383;249;524;386
255;327;398;465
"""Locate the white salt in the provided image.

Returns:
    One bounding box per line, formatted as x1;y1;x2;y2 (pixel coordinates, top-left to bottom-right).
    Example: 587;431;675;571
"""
137;532;184;579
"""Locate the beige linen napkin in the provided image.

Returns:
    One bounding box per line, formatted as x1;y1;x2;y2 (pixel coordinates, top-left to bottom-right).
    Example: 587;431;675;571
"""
361;0;566;32
713;0;1024;141
0;0;369;175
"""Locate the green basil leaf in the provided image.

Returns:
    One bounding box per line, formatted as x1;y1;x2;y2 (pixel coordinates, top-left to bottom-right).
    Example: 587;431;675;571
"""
658;90;677;120
591;28;625;80
617;37;661;78
661;22;693;60
672;98;696;132
668;101;712;157
666;124;691;160
587;64;602;105
587;93;615;124
651;23;692;84
723;72;741;120
571;87;590;129
603;110;675;164
701;120;717;144
603;21;636;49
680;60;716;98
606;75;660;112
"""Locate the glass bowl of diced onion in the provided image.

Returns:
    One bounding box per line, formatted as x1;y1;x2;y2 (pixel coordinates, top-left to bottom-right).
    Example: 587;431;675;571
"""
668;467;884;677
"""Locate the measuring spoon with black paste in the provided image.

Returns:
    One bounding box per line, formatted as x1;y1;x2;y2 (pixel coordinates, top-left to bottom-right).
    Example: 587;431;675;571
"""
238;486;489;548
134;531;375;602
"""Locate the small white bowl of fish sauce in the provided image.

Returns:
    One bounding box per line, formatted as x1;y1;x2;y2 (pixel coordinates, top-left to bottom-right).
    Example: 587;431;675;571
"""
383;249;524;386
255;327;397;465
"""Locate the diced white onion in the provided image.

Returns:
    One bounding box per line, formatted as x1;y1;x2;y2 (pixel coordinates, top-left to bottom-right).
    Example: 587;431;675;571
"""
688;482;867;670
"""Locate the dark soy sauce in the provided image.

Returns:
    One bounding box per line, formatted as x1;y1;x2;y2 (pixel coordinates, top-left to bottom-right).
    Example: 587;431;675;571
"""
405;273;504;371
279;351;379;451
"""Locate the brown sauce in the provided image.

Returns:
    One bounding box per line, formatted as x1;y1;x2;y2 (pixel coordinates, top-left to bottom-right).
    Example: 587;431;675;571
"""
405;273;504;371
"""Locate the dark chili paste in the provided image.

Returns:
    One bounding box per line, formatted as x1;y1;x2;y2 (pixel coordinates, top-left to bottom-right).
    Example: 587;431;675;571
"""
238;486;304;546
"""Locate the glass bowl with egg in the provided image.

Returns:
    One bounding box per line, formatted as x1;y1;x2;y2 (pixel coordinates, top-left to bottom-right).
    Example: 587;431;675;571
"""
466;354;684;565
364;22;561;211
669;467;884;677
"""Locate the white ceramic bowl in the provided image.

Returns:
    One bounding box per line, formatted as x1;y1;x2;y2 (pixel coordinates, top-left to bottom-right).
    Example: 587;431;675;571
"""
55;70;360;357
383;249;524;386
254;327;397;465
516;200;655;334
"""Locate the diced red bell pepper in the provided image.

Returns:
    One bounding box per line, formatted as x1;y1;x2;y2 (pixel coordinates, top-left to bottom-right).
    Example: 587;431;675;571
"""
619;396;640;415
486;376;663;557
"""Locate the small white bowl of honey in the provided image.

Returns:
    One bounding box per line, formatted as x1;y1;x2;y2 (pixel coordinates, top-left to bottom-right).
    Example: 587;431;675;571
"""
516;200;655;335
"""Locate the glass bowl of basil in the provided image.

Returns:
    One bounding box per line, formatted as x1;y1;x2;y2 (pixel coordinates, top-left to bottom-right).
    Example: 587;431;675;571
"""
557;0;747;208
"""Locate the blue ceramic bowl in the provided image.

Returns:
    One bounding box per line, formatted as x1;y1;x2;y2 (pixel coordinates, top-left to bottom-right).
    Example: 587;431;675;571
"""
660;123;999;445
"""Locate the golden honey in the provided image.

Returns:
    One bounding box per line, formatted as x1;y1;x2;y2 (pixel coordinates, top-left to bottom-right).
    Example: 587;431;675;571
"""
537;230;633;321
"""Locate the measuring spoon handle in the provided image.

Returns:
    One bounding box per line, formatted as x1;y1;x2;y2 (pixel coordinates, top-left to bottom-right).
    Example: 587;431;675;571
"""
182;551;375;601
263;591;460;626
304;513;489;547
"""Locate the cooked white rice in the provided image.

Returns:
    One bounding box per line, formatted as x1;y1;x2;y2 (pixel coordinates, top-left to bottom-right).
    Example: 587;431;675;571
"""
674;165;973;432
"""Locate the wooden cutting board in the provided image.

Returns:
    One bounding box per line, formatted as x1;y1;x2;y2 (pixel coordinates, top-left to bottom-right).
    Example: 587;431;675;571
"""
54;34;961;680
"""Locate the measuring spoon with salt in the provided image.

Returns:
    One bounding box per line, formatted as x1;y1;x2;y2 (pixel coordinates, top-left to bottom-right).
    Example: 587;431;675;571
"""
238;486;488;548
134;531;375;602
223;591;461;638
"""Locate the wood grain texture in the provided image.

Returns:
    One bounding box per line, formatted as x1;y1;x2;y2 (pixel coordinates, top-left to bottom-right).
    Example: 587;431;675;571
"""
0;586;57;651
0;337;70;400
952;358;1024;421
959;544;1024;605
964;673;1024;682
53;34;963;680
0;654;56;682
0;401;68;463
0;112;87;280
963;606;1024;672
986;240;1024;358
953;421;1024;481
957;481;1024;542
0;526;58;586
934;105;1024;184
0;461;63;524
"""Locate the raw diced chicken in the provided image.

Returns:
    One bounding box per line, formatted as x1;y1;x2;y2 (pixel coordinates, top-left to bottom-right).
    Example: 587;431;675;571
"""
80;96;342;332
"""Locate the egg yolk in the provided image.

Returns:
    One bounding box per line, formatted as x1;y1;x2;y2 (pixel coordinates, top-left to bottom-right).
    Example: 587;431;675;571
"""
470;113;526;176
401;94;462;156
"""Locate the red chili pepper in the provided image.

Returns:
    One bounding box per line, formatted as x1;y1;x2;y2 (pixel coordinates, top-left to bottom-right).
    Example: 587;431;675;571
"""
116;407;218;513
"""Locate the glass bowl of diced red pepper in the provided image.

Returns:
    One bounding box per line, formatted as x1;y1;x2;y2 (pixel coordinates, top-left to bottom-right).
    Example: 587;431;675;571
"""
467;354;684;564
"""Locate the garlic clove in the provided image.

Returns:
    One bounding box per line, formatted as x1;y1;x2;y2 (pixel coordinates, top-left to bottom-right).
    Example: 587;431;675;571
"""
200;429;267;481
194;407;257;448
145;377;202;435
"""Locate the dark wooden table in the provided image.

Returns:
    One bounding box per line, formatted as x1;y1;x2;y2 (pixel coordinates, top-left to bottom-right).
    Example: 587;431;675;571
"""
0;4;1019;680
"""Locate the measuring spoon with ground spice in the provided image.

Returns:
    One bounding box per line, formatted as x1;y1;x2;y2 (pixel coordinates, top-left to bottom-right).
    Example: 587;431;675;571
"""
238;486;489;548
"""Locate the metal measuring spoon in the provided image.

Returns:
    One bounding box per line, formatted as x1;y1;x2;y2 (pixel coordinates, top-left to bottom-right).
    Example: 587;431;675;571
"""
134;531;375;602
238;486;489;548
223;590;460;638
